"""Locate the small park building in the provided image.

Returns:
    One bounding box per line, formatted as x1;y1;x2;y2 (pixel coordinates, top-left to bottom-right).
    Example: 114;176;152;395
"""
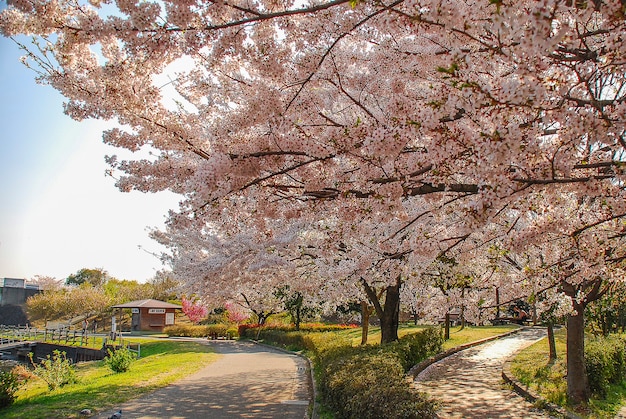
112;299;182;332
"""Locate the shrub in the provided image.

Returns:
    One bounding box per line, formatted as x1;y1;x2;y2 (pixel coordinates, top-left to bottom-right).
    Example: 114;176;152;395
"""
388;327;444;372
105;347;137;373
164;324;237;338
0;370;19;408
28;350;77;391
237;323;358;340
318;348;437;419
585;335;626;397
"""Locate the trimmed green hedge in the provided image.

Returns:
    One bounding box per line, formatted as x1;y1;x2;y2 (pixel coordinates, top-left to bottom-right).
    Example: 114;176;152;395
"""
164;324;238;338
238;323;357;339
252;325;442;419
315;329;442;419
585;335;626;397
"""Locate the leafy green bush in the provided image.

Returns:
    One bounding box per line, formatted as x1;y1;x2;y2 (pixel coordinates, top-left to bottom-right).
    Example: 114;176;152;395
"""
314;328;441;418
0;370;19;408
28;350;77;391
105;347;137;373
318;348;437;418
585;335;626;397
388;327;444;372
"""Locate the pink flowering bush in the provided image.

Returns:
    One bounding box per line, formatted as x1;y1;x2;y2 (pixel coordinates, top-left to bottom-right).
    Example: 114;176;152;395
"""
181;297;209;324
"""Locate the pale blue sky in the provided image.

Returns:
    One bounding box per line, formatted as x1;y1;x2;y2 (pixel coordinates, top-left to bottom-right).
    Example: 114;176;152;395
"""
0;33;179;282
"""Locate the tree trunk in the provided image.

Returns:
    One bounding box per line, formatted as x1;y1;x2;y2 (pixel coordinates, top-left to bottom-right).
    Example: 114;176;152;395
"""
380;282;400;344
294;305;301;331
361;301;370;345
547;321;557;362
444;312;451;340
495;287;500;319
361;277;401;344
567;307;590;404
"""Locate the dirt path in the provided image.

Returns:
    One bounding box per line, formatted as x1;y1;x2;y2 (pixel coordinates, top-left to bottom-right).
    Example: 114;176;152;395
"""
413;327;553;419
95;340;310;419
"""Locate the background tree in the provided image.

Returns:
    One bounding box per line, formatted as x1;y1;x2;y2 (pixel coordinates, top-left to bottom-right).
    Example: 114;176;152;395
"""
586;282;626;336
28;275;62;291
274;285;319;331
65;268;109;288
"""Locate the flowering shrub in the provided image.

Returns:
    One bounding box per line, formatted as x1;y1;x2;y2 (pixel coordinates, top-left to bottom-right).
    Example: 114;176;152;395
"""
181;297;209;324
224;301;250;324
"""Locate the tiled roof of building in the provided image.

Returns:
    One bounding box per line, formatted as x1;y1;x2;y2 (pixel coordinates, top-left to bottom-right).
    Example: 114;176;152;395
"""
112;299;182;309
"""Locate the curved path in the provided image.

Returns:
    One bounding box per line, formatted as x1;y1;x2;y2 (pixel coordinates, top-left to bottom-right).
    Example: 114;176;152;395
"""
413;327;552;419
95;340;310;419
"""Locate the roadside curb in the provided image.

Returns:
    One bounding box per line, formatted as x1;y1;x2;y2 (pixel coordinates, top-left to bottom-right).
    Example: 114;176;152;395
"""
408;326;525;379
250;340;318;419
500;334;583;419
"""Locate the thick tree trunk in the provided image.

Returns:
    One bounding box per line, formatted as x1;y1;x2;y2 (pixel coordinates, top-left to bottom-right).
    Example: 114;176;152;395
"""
361;301;370;345
380;282;400;344
361;277;401;344
567;308;590;404
444;312;451;340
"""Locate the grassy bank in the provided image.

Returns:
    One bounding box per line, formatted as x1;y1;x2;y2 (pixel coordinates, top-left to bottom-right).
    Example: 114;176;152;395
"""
314;323;519;348
1;338;218;419
510;328;626;418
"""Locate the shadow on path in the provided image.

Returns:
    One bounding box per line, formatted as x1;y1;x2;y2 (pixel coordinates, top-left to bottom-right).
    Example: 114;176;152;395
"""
414;328;553;419
95;340;310;419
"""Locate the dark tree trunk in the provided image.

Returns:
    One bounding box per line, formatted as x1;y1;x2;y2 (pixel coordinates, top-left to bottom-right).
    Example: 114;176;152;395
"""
560;278;608;405
361;301;370;345
294;305;301;331
361;277;401;344
379;283;400;344
547;321;557;362
567;306;590;404
444;312;451;340
495;287;500;319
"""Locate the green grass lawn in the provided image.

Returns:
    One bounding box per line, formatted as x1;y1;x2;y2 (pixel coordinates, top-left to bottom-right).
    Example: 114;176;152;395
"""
510;328;626;419
338;323;519;347
1;338;219;419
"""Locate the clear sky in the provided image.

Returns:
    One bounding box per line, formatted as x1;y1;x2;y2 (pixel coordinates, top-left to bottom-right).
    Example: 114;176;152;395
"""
0;34;180;283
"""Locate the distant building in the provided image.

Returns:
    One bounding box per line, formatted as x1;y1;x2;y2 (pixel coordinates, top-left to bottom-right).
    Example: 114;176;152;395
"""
0;278;40;306
0;277;40;325
112;299;182;332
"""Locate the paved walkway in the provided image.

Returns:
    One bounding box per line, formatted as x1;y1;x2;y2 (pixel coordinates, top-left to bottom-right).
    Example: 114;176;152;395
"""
95;340;310;419
413;327;553;419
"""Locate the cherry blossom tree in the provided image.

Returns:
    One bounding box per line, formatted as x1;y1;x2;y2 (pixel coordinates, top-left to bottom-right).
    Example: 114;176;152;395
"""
224;300;250;324
181;296;209;324
2;0;625;405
